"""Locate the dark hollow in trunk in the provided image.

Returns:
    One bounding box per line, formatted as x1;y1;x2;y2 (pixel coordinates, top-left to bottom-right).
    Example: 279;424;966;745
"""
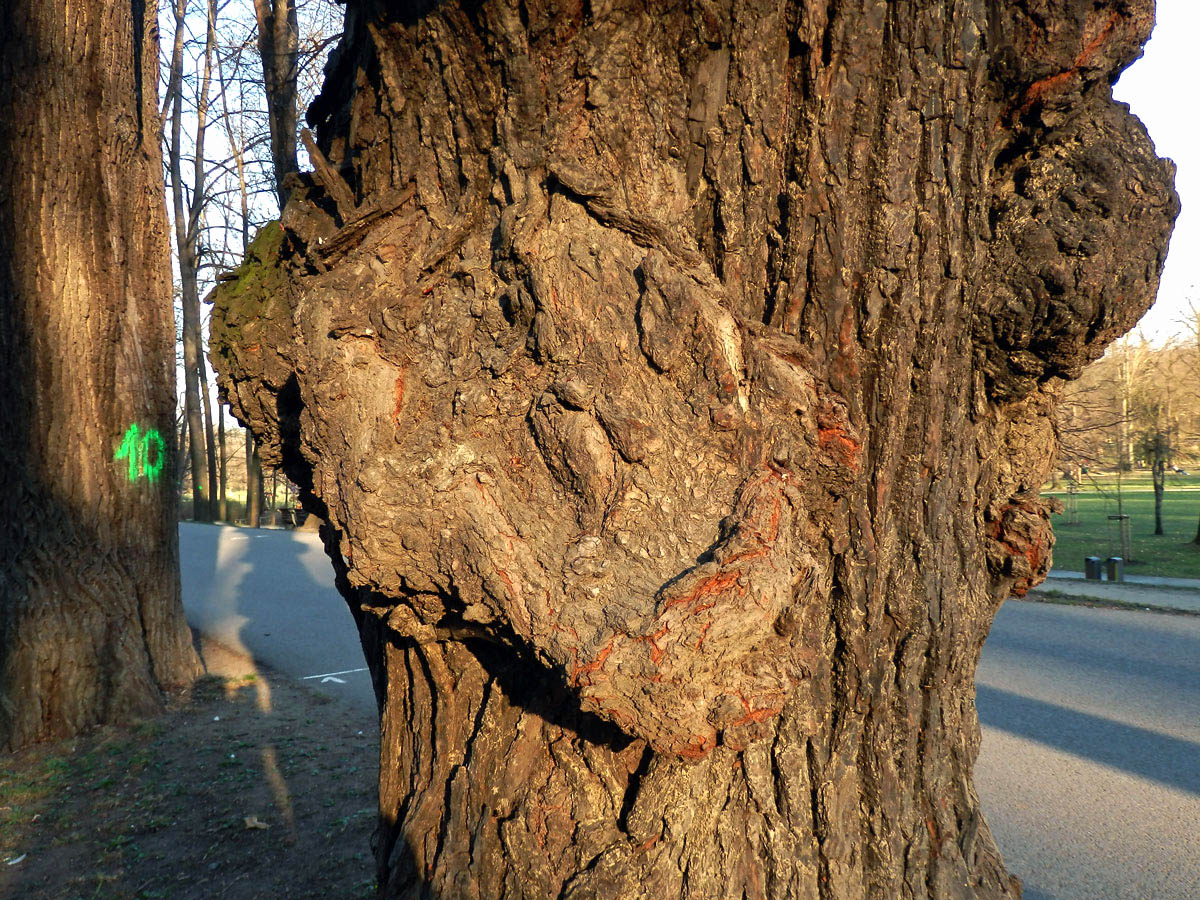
213;2;1176;897
0;0;201;751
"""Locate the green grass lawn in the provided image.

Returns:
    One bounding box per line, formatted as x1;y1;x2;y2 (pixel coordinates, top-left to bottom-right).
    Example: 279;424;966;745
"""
1045;472;1200;579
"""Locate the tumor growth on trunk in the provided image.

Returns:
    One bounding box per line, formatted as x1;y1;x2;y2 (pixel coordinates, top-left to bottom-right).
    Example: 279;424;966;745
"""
212;2;1177;897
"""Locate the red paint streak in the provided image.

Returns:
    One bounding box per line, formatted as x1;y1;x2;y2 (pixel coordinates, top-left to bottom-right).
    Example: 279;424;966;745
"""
989;504;1052;597
664;570;745;609
671;734;716;760
495;567;516;596
818;424;863;472
723;545;770;566
1017;12;1122;115
1020;69;1074;109
644;625;670;664
639;833;661;852
1075;10;1121;68
729;705;783;728
571;639;614;682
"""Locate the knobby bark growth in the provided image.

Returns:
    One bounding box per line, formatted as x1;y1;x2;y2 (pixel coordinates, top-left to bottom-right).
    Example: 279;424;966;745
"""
0;0;201;751
213;2;1176;897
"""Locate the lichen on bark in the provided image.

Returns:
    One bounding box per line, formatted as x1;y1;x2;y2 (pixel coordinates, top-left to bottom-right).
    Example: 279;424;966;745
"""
213;2;1176;898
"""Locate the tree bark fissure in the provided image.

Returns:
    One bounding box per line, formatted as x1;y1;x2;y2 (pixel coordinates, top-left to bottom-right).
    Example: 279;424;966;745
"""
213;2;1176;898
0;0;201;751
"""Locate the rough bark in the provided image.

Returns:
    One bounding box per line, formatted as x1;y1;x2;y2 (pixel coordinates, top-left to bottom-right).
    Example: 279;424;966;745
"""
213;2;1176;898
0;0;201;751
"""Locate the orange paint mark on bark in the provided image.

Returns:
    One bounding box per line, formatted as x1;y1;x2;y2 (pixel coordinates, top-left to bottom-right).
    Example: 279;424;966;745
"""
989;504;1052;597
729;705;783;728
664;570;744;609
723;545;770;566
495;567;516;596
571;638;614;682
818;423;862;472
645;625;670;664
693;620;712;651
1016;12;1121;117
639;833;661;852
1020;69;1074;110
926;817;940;854
671;734;716;760
1074;10;1121;68
768;494;781;538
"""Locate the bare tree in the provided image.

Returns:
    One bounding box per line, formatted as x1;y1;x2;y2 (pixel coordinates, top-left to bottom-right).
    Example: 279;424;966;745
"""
165;0;221;521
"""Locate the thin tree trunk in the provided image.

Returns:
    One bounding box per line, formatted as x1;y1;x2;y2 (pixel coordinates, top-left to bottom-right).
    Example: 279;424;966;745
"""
218;402;228;521
214;3;1177;897
253;0;300;209
200;356;219;519
176;410;190;499
0;0;201;750
1153;458;1165;535
245;429;264;528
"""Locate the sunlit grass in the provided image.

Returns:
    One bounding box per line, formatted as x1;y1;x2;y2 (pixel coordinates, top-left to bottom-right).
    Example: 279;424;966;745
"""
1044;472;1200;578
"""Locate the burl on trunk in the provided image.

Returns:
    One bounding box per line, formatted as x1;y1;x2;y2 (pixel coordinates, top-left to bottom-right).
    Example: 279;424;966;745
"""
212;2;1175;898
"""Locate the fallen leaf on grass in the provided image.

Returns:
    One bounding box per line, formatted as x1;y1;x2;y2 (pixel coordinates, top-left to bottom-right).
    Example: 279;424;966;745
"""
243;816;270;830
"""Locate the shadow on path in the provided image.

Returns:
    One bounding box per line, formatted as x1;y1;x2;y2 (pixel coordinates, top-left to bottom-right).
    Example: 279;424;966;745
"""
977;684;1200;797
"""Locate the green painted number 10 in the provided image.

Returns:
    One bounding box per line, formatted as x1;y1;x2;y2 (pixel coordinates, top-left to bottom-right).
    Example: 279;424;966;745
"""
115;423;165;484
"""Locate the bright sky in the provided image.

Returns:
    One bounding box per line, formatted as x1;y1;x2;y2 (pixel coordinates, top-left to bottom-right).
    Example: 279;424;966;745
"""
1112;0;1198;339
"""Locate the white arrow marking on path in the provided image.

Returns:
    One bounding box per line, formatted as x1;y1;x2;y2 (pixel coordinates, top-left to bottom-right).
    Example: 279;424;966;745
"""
321;676;346;683
301;667;368;681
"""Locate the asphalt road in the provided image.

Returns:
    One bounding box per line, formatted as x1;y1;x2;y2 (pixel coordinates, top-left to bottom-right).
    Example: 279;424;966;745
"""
179;522;375;712
975;601;1200;900
179;523;1200;899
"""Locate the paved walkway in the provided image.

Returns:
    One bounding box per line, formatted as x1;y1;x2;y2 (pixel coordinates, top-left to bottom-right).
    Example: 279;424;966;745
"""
1040;570;1200;614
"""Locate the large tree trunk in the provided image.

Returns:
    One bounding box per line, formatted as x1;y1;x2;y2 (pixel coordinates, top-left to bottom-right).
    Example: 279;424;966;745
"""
213;2;1176;898
0;0;201;751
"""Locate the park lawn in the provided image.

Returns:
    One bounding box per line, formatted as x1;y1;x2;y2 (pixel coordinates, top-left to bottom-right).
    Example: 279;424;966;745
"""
1044;473;1200;579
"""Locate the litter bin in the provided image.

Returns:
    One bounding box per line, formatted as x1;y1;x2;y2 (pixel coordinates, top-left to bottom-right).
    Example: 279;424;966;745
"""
1106;556;1124;583
1084;556;1103;580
